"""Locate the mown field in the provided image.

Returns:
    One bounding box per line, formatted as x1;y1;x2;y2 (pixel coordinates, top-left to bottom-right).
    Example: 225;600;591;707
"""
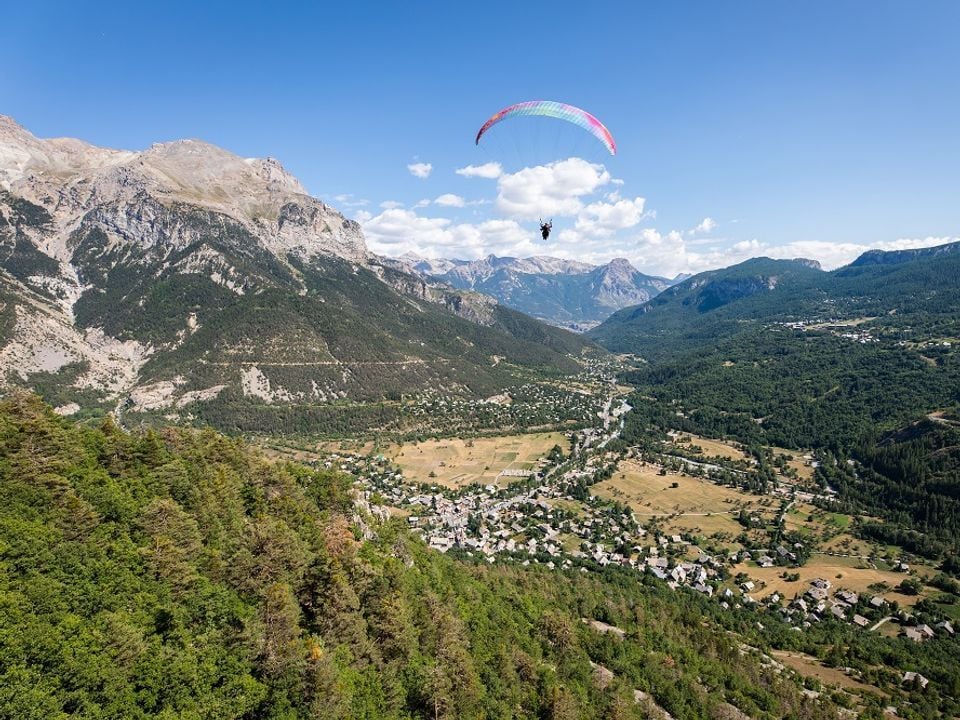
671;433;749;461
594;459;767;516
733;557;929;607
385;431;568;488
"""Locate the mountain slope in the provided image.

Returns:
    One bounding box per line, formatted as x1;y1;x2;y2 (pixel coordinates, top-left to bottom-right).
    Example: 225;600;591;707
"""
592;244;960;560
588;257;827;359
0;117;591;430
424;254;672;330
0;393;845;720
590;245;960;359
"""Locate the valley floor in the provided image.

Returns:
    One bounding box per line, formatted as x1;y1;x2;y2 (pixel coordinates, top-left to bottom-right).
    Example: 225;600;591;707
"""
276;372;959;716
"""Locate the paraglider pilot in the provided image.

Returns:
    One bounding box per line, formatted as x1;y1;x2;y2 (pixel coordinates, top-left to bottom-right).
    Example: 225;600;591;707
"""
539;219;553;240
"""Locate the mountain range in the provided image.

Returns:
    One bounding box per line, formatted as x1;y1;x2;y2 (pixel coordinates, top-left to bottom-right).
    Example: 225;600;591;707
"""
393;252;676;331
588;245;960;359
0;116;590;431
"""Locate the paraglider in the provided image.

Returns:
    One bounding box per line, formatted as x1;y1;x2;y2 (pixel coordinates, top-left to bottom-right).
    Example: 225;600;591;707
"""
475;101;616;239
475;100;616;155
539;219;553;240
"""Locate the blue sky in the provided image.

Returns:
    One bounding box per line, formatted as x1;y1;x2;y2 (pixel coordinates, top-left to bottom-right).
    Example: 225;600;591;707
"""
3;1;959;275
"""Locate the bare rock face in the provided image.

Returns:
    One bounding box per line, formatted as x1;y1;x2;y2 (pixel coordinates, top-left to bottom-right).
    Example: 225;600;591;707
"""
370;258;498;325
0;115;368;281
0;117;589;424
424;253;673;329
0;116;369;405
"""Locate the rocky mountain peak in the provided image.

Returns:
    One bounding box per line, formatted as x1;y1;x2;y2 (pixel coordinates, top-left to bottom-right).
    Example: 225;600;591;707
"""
0;115;368;267
601;257;637;279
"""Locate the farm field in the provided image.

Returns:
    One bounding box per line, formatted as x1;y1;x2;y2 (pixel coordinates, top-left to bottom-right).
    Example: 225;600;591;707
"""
733;557;929;607
594;460;767;516
660;512;745;539
385;431;568;488
670;433;748;461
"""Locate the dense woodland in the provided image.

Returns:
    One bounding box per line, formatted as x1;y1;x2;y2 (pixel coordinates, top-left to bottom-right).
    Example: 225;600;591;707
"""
0;394;849;719
596;249;960;562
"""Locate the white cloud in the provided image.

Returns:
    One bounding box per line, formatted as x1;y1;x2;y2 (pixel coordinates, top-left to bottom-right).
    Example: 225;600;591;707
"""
379;200;404;210
626;232;960;279
332;193;369;208
761;236;959;270
455;162;503;179
434;193;466;208
413;198;431;209
407;162;433;179
359;208;535;259
574;196;647;238
690;217;717;235
496;157;612;220
627;229;754;278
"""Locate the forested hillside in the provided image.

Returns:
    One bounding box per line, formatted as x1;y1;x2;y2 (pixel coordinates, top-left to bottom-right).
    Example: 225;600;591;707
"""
593;245;960;561
0;393;839;719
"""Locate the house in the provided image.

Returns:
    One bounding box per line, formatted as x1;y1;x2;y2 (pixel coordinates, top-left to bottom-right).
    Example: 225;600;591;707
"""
853;614;870;628
917;624;935;639
903;671;930;689
741;581;755;592
869;596;887;609
936;620;955;635
830;605;846;620
836;590;859;605
904;628;924;642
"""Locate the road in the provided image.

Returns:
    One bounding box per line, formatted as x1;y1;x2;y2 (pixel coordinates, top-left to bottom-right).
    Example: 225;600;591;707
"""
869;616;895;632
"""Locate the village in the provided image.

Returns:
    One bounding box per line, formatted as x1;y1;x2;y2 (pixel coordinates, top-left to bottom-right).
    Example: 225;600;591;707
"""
393;354;624;439
311;387;957;658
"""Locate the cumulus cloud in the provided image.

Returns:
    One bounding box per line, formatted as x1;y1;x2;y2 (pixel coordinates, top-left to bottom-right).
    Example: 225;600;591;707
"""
496;157;611;219
434;193;466;208
379;200;404;210
574;196;647;238
455;162;503;179
761;236;959;270
690;217;717;235
407;162;433;179
360;208;535;259
626;232;960;279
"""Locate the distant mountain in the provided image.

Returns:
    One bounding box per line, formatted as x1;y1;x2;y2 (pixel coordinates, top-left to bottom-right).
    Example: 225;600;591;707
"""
408;253;674;331
847;241;960;267
588;245;960;360
0;116;591;431
596;243;960;562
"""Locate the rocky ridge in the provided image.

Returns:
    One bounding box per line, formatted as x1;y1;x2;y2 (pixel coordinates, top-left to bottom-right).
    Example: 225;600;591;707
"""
0;117;590;425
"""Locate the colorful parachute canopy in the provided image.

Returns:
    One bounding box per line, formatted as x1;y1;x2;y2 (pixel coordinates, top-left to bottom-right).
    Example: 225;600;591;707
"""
475;100;616;155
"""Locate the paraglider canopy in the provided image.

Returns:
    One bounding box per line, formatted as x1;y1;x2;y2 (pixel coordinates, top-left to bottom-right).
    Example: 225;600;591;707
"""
475;100;616;156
